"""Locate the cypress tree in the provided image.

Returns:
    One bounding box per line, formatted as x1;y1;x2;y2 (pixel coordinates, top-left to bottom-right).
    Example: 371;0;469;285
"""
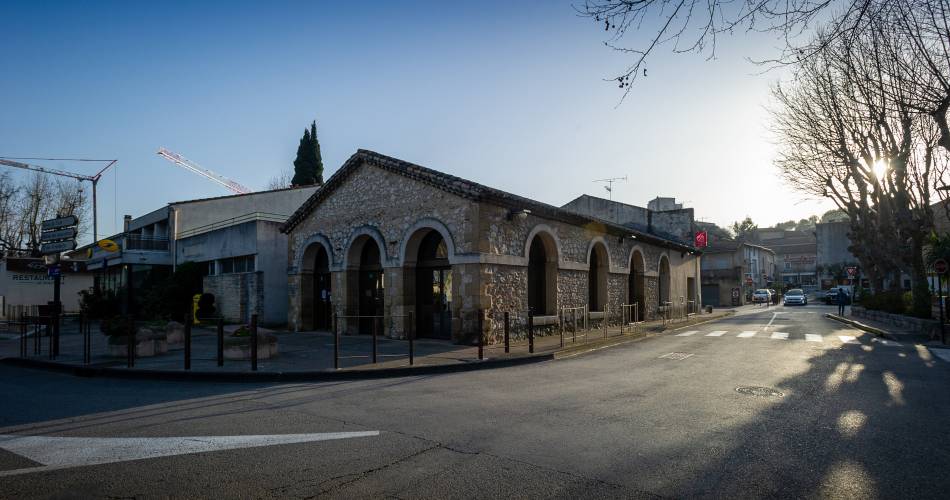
310;121;324;184
291;128;315;186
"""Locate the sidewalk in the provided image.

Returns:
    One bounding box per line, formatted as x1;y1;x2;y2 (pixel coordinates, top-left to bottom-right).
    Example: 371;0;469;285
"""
0;310;735;381
826;308;948;345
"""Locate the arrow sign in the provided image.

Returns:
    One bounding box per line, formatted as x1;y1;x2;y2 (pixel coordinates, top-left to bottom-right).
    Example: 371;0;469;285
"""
41;215;78;231
0;431;380;477
40;240;77;255
40;227;77;243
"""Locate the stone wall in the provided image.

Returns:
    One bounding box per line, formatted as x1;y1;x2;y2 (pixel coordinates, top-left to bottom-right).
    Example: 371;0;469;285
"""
850;306;940;336
204;272;264;324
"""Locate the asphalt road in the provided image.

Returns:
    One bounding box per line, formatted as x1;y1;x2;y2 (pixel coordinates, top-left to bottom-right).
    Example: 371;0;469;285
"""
2;304;950;499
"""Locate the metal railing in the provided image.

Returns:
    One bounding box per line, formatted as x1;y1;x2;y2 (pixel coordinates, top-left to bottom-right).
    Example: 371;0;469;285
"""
332;311;416;368
125;235;170;251
176;212;290;239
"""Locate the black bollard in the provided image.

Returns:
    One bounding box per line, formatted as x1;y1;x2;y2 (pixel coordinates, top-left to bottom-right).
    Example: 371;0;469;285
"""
217;317;224;367
372;316;378;364
184;315;192;370
504;312;510;354
477;309;484;360
250;314;258;371
528;314;534;354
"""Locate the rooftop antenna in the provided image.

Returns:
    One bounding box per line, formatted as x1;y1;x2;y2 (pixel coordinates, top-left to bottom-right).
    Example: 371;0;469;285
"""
593;176;627;201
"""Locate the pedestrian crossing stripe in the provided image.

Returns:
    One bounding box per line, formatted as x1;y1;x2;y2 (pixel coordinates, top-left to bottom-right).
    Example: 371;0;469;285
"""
675;331;699;337
805;334;822;342
737;331;756;338
770;332;789;340
838;335;859;344
706;331;727;337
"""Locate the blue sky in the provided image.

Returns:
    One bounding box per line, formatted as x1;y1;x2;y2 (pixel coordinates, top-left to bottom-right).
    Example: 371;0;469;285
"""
0;1;832;243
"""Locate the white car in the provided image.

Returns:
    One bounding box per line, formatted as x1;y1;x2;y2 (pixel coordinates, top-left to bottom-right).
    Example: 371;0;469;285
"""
752;289;772;303
783;288;807;306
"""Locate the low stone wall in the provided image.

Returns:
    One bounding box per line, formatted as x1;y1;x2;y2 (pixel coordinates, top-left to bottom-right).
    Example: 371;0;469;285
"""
850;306;941;335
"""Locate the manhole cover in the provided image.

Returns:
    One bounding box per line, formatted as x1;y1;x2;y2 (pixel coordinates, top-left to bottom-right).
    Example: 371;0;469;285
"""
735;386;783;397
658;352;694;361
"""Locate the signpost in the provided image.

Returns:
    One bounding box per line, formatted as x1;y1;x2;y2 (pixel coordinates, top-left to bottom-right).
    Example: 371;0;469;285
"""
936;259;948;344
40;215;79;358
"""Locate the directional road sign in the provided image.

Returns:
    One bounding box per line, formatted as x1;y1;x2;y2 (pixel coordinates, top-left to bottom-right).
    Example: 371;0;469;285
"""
40;227;77;243
40;240;77;255
41;215;78;231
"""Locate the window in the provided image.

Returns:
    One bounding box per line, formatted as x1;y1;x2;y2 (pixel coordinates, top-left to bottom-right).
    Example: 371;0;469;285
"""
217;255;256;275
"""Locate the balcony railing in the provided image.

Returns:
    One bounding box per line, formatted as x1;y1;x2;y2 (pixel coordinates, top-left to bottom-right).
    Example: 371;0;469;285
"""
125;236;170;251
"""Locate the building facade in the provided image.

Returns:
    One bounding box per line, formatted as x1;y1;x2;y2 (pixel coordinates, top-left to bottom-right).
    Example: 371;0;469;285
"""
78;186;319;325
283;150;702;343
700;241;776;307
754;228;818;290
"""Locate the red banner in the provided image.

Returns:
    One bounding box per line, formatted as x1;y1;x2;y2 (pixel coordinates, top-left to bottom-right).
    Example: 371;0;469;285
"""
694;230;708;248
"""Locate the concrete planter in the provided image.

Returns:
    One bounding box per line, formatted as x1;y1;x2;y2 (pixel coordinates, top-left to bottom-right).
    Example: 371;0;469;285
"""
107;339;166;358
165;321;185;347
223;338;279;360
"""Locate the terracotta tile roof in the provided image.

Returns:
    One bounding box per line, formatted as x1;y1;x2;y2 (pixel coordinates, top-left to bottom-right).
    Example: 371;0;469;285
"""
281;149;699;253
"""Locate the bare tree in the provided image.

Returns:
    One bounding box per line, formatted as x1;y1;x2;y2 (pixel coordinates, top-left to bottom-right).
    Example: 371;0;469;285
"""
266;168;294;190
0;171;20;252
0;174;90;255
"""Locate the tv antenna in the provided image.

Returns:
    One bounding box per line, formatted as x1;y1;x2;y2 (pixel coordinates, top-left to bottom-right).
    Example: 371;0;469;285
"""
593;176;627;200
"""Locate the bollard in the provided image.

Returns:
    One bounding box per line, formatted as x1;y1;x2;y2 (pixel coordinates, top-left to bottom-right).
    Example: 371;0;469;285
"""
34;320;40;355
128;315;135;368
20;314;26;358
604;305;609;339
408;312;415;366
572;308;577;343
84;314;91;364
477;309;484;360
528;314;534;354
504;312;510;353
217;317;224;367
47;319;53;360
373;316;384;365
333;311;340;370
184;315;192;370
250;314;258;371
559;309;564;348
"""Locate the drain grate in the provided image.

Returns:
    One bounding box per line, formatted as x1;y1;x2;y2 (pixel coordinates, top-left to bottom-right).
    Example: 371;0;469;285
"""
735;386;784;397
658;352;694;361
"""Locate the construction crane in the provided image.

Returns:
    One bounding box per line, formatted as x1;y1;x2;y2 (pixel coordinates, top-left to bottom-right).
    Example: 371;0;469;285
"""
157;148;252;195
0;156;117;243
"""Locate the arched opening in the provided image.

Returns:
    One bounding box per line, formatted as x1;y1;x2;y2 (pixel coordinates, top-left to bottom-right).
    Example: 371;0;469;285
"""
527;232;557;316
312;245;331;330
588;242;609;311
628;249;645;321
659;255;671;307
412;230;452;339
346;236;385;334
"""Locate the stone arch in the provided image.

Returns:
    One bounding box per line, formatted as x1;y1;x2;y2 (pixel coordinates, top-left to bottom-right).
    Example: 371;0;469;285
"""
526;227;559;316
658;254;672;307
585;236;613;270
628;247;646;321
343;226;389;270
588;240;609;312
400;218;458;266
296;233;336;272
298;236;335;331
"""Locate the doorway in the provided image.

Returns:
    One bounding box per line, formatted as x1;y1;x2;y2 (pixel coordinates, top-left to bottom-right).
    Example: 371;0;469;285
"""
415;231;452;339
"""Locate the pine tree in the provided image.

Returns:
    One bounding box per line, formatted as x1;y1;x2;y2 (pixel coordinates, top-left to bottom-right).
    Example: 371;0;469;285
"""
291;128;315;186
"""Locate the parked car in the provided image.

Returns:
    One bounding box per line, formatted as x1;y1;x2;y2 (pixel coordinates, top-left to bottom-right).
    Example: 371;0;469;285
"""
783;288;807;306
752;289;772;304
822;287;852;305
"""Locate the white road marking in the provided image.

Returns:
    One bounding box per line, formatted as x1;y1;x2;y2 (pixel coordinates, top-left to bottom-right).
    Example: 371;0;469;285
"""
0;431;380;477
675;330;699;337
705;331;727;337
770;332;789;340
838;335;860;344
871;338;902;347
764;313;778;330
805;334;823;342
930;348;950;363
737;331;757;338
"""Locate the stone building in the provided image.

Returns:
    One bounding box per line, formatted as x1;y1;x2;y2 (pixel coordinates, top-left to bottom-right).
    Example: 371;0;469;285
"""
753;228;818;290
282;150;702;343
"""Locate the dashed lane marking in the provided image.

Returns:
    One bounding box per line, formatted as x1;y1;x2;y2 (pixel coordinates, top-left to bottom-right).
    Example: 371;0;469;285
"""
705;331;727;337
770;332;789;340
838;335;860;344
737;331;757;338
675;331;699;337
871;337;902;347
805;334;823;342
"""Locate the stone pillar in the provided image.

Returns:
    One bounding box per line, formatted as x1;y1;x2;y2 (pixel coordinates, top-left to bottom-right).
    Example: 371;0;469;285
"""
287;273;303;331
383;267;407;339
453;262;486;344
644;275;660;320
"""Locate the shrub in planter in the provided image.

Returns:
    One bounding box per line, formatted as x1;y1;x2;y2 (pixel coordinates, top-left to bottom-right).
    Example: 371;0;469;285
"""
197;293;217;321
862;291;906;315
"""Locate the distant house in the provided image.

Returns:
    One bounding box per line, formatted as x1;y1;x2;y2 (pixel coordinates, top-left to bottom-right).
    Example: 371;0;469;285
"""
753;228;818;290
74;185;319;325
700;241;776;307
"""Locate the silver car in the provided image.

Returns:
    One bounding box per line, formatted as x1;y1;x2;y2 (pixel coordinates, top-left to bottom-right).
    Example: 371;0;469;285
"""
783;288;807;306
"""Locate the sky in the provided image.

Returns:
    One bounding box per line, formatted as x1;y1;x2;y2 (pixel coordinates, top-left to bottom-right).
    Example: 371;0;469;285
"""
0;1;834;244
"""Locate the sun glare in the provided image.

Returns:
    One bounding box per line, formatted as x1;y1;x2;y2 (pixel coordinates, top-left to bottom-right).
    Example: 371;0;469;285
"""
873;159;888;178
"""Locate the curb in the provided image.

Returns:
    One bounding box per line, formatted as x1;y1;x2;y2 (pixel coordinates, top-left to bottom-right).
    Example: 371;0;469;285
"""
0;352;554;383
824;313;894;340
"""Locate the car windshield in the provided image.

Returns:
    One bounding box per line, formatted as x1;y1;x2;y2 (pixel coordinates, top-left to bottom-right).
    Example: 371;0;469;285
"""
787;289;803;296
755;289;769;294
